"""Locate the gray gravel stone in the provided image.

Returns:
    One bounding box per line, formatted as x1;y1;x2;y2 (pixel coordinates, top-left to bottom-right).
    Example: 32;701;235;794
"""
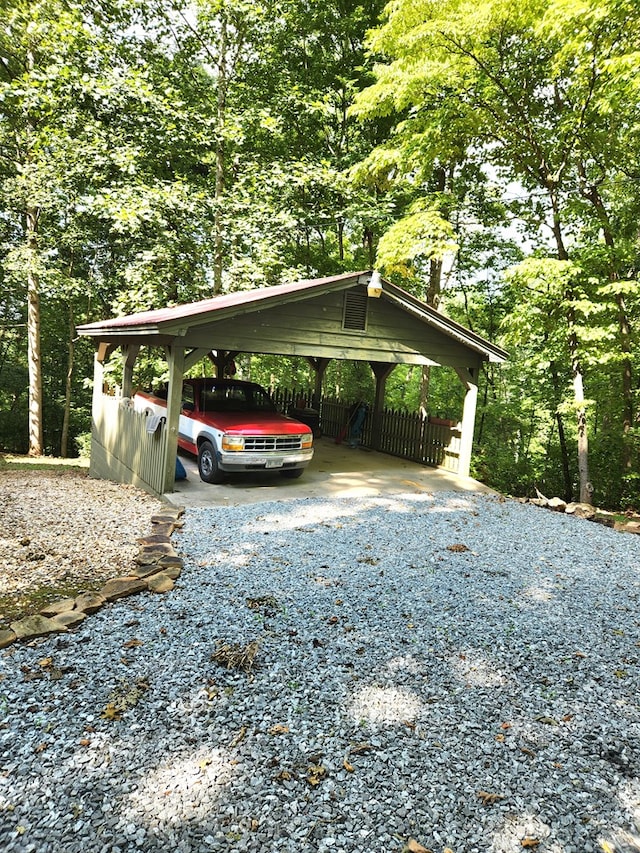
1;492;640;852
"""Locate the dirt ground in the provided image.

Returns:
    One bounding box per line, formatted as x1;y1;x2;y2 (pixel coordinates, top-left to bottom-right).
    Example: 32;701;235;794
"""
0;459;164;628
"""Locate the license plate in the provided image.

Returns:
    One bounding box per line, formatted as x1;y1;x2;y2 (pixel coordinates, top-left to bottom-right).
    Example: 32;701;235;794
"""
266;458;283;468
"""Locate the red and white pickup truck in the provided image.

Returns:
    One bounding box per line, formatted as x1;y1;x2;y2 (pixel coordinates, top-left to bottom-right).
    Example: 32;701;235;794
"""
135;378;314;484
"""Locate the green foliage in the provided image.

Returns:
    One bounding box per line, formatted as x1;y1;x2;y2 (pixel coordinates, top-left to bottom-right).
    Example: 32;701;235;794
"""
1;0;639;507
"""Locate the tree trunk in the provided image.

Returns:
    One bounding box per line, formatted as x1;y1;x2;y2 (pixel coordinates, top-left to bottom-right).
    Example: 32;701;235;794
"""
550;362;572;501
26;205;43;456
578;171;634;472
571;348;592;504
213;8;228;296
550;187;593;504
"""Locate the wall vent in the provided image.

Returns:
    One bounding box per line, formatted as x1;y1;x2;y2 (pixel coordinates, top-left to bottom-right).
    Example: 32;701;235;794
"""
342;288;368;331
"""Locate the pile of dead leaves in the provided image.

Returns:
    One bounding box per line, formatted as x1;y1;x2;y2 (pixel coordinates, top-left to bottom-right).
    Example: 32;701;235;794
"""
211;639;260;672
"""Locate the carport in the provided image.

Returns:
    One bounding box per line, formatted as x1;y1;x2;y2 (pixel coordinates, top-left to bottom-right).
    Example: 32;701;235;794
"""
77;270;507;495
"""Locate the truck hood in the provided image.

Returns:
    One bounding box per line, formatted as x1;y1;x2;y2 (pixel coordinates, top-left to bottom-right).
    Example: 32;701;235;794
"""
200;411;312;435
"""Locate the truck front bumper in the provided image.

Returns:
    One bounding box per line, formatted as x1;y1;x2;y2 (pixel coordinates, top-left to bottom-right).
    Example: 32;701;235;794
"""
218;448;314;472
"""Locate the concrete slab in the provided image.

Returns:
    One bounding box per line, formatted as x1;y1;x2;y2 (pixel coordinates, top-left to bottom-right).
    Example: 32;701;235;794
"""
165;438;495;507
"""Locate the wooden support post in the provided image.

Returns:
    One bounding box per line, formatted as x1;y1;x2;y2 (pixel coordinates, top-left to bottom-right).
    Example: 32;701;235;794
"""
209;349;240;378
306;356;330;408
369;361;395;451
89;342;115;478
162;346;185;494
91;349;105;440
121;345;140;400
455;367;478;478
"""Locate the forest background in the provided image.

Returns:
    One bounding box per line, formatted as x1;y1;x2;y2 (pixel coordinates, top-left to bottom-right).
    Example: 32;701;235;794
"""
1;0;639;509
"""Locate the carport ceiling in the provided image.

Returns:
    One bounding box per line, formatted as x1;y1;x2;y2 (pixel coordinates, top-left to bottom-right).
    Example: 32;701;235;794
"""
77;270;507;371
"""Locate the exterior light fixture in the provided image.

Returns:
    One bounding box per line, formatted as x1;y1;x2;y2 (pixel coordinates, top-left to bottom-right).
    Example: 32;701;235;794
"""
367;270;383;298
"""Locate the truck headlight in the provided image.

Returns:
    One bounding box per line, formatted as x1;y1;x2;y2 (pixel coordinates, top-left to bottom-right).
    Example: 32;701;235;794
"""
222;434;245;451
301;433;313;449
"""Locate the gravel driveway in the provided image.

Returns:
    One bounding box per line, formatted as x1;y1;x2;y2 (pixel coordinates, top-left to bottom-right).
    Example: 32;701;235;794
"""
1;490;640;853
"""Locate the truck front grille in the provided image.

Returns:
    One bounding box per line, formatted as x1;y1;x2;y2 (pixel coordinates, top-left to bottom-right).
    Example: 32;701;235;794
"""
243;435;304;452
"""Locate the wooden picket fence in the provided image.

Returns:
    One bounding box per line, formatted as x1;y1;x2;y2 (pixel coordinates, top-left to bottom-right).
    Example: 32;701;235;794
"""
273;388;461;474
91;394;167;494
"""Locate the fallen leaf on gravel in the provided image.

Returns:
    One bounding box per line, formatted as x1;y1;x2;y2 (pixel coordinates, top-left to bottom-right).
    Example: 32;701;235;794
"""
349;742;373;755
229;726;247;748
535;715;559;726
521;839;540;848
34;742;48;753
38;657;53;668
269;724;289;735
101;702;123;721
343;758;354;772
306;764;327;786
122;638;143;648
275;769;292;782
501;722;512;730
447;543;469;552
495;734;505;742
245;595;279;615
477;790;504;805
520;747;536;758
79;738;91;747
403;840;432;853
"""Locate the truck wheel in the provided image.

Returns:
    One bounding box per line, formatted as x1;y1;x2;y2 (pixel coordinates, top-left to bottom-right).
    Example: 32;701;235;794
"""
198;440;224;484
281;467;304;479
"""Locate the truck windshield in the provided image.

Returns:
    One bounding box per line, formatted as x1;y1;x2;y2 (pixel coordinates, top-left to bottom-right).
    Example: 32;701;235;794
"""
199;382;277;413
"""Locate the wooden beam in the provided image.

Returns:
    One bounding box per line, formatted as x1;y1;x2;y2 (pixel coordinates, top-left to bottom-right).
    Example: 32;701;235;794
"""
455;367;478;478
184;348;212;373
162;346;185;494
96;340;116;364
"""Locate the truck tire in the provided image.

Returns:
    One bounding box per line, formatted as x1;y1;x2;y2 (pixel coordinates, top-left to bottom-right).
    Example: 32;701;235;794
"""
198;440;224;484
